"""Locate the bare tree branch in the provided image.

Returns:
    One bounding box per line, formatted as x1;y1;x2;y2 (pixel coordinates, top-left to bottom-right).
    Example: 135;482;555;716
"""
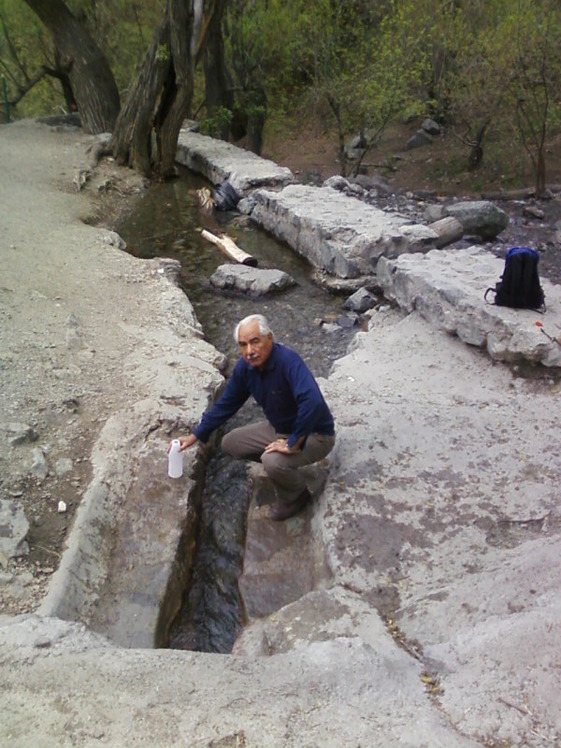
0;12;30;83
9;67;48;106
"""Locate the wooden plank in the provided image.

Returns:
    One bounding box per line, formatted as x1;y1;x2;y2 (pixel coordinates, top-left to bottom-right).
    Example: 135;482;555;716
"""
201;229;258;267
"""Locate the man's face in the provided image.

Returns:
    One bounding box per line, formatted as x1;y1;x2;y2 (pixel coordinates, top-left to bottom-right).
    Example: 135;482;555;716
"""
237;320;273;370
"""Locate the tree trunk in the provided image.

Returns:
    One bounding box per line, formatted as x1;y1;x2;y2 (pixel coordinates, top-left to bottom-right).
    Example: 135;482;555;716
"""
23;0;120;133
112;0;217;178
468;121;489;170
246;84;267;156
203;0;234;141
158;0;196;176
53;48;77;112
327;94;347;177
428;216;464;248
112;16;170;176
535;148;546;199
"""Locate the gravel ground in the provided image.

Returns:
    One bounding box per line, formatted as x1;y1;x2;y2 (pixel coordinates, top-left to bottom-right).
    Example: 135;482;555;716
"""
0;119;146;616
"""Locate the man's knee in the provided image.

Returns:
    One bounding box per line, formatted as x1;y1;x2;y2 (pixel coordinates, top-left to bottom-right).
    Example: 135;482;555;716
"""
260;451;286;476
221;430;238;457
222;429;262;461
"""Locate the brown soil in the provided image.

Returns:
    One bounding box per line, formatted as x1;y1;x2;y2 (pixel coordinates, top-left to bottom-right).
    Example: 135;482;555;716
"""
263;120;561;286
263;120;561;197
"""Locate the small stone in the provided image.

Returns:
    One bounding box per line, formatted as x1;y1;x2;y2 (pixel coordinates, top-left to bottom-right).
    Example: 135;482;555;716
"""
101;230;126;249
343;287;377;313
407;130;433;150
336;314;359;328
55;458;73;477
421;118;441;136
523;205;545;220
321;323;341;334
0;499;30;563
57;500;67;514
1;422;38;446
30;447;49;481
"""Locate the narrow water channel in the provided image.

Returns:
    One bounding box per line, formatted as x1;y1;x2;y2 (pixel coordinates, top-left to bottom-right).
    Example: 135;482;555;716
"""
115;167;357;652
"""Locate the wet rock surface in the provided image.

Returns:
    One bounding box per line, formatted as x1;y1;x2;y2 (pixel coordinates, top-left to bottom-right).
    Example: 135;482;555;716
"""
1;121;561;747
209;263;296;296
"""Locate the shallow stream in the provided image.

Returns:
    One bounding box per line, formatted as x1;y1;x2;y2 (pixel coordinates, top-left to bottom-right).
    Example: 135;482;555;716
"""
116;168;357;652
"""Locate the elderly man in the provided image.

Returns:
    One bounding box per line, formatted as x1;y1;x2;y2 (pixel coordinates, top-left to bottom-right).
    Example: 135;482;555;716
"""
175;314;335;520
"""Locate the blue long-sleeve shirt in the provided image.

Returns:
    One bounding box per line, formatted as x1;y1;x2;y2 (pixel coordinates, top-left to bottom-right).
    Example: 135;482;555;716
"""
193;343;334;449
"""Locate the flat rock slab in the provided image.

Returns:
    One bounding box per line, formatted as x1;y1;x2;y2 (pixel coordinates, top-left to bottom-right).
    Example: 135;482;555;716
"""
0;614;477;747
210;263;296;296
239;503;315;620
175;134;439;279
251;183;438;279
176;129;294;194
318;309;561;745
378;246;561;367
37;261;228;648
236;464;327;622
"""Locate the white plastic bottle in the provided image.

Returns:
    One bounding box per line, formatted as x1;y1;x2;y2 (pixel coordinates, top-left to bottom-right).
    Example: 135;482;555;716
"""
168;439;184;479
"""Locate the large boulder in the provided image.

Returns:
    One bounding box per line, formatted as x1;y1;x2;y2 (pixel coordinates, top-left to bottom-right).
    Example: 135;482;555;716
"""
407;130;433;150
445;200;509;240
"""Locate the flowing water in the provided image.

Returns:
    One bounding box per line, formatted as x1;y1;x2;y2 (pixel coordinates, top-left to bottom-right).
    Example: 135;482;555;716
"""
115;167;358;652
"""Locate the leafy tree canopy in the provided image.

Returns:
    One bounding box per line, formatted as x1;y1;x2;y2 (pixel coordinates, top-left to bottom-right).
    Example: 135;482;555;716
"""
2;0;560;191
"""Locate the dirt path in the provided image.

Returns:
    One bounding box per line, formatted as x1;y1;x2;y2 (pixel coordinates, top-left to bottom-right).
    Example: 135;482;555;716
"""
0;120;151;613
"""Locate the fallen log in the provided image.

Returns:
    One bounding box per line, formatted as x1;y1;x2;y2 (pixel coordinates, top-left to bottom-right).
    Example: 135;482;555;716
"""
428;216;464;249
201;229;258;267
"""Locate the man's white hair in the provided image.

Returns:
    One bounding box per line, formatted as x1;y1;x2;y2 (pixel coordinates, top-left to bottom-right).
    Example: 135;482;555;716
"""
234;314;273;342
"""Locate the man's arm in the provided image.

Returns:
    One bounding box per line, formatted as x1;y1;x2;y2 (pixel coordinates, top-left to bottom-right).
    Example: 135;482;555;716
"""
169;361;250;452
284;358;327;449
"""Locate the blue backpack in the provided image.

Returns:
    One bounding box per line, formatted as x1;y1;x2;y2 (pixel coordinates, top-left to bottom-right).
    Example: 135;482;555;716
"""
485;247;545;311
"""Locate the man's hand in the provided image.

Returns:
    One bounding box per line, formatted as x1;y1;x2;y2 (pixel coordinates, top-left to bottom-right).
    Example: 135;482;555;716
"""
264;438;301;455
167;434;198;453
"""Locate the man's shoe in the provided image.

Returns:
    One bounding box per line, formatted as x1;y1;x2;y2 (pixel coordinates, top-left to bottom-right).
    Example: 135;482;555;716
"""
269;488;312;521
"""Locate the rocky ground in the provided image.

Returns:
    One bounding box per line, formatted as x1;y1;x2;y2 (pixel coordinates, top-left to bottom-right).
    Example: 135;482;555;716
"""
0;120;150;615
265;123;561;286
1;117;560;619
1;118;561;748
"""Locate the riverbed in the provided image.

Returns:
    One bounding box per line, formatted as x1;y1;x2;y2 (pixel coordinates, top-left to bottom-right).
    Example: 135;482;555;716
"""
115;169;358;652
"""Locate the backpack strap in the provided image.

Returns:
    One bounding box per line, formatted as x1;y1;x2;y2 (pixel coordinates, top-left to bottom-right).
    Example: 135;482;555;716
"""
484;287;496;304
521;252;533;308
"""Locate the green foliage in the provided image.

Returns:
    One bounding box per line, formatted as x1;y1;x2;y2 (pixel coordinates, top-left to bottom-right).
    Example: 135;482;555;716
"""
200;105;233;138
155;44;170;64
0;0;162;117
0;0;54;117
2;0;561;189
